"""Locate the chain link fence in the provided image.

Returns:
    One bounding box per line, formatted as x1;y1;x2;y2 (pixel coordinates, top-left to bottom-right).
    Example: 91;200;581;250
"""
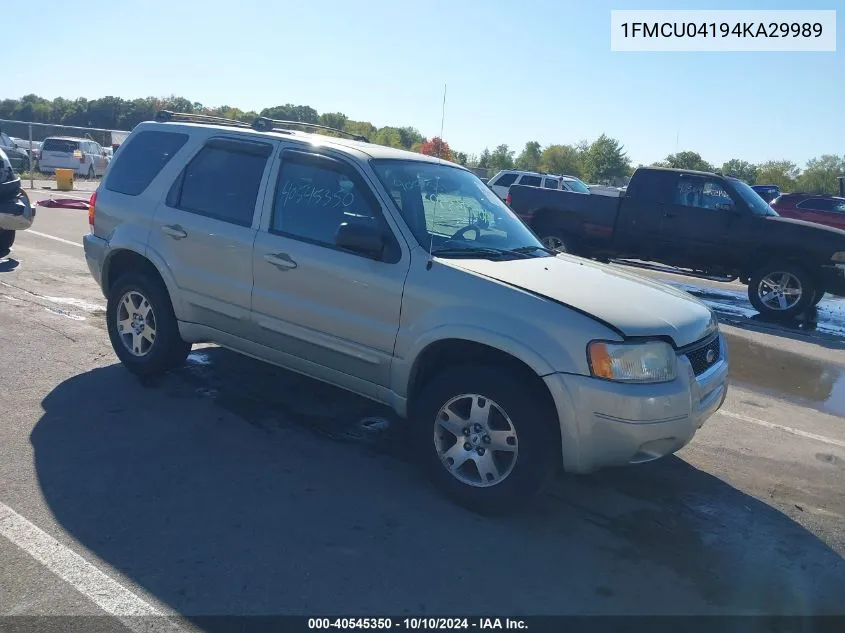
0;119;130;189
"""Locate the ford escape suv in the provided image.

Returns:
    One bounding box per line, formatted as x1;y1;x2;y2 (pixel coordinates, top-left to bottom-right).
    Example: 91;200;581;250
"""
83;111;729;513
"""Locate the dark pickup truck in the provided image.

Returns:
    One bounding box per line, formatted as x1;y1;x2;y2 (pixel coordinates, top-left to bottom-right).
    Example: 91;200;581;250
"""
508;166;845;318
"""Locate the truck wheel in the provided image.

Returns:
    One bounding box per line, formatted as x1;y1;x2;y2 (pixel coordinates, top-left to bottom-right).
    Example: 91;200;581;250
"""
748;262;816;319
411;365;558;515
0;230;14;257
540;230;573;254
106;271;191;378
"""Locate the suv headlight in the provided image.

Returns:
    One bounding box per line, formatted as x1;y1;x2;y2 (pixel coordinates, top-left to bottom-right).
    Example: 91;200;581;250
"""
587;340;677;383
831;252;845;263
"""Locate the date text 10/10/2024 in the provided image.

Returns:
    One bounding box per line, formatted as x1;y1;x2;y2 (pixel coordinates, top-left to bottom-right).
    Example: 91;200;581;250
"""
308;618;528;630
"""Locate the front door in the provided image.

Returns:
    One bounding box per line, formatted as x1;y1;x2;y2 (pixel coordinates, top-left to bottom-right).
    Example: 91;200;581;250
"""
147;136;275;339
659;174;738;269
251;147;409;391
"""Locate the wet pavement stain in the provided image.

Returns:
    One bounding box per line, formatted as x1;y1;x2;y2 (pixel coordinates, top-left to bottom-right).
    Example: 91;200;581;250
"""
723;332;845;418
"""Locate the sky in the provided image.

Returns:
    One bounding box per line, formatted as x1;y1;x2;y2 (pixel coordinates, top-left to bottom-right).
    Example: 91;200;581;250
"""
4;0;842;168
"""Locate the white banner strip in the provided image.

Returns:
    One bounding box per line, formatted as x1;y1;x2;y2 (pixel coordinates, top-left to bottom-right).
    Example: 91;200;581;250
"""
610;10;836;52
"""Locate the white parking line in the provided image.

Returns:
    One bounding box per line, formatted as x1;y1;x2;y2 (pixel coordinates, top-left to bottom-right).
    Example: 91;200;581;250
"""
23;230;83;248
718;409;845;449
0;502;187;632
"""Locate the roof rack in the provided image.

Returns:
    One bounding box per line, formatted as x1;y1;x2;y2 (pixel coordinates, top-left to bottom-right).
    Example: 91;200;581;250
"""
155;110;253;128
251;117;368;142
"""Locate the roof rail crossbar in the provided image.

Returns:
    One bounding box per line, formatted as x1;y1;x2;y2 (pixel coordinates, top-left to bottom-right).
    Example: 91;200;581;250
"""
251;117;368;142
155;110;252;128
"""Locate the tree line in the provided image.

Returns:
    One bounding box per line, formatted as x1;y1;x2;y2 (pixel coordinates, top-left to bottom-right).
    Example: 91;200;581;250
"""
2;94;841;193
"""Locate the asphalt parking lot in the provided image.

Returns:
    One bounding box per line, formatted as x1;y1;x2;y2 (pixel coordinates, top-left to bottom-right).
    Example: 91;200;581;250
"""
1;188;844;627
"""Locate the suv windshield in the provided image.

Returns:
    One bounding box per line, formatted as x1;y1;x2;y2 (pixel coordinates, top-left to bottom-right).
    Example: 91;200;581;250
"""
371;159;549;258
731;179;778;217
563;178;591;194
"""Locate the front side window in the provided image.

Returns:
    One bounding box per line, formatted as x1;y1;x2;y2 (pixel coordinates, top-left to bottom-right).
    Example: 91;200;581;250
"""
519;175;542;187
271;152;379;248
170;139;271;226
562;178;591;193
543;178;560;189
675;178;732;210
371;159;548;258
731;179;778;217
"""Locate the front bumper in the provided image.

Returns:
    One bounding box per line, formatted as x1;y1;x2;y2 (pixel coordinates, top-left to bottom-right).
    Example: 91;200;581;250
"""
820;264;845;296
544;333;729;474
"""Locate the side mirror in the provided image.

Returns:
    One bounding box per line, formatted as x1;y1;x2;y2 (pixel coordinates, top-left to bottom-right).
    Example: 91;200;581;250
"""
335;221;385;258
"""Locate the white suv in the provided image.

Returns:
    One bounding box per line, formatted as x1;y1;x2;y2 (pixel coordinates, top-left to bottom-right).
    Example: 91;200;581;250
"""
82;111;728;513
488;169;590;200
39;136;109;178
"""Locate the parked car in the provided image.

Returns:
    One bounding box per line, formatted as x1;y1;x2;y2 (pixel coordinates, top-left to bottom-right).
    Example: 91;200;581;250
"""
39;136;109;179
11;138;42;161
751;184;781;203
0;148;36;257
488;169;590;200
770;193;845;231
0;130;31;172
83;112;728;513
507;167;845;319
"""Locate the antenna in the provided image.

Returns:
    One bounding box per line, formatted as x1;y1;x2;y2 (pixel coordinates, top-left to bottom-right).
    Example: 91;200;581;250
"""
428;83;447;267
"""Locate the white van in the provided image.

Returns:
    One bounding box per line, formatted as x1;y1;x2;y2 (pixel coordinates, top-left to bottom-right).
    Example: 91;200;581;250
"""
39;137;109;178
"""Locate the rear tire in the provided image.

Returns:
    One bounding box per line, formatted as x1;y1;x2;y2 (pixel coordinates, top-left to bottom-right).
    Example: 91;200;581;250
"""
0;230;14;257
106;270;191;378
748;261;816;319
539;229;575;255
411;365;559;515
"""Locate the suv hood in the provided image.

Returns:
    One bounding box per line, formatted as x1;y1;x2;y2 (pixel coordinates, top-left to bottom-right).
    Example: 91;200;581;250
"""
443;254;715;348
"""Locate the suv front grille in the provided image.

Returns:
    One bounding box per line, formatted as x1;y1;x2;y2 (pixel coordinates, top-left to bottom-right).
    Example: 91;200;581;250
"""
684;335;721;376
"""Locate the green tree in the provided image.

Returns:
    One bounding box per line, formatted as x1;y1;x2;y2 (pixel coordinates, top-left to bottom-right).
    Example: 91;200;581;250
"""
515;141;542;171
663;151;713;172
487;144;515;173
539;144;584;177
260;104;318;123
721;159;757;184
371;127;403;148
397;127;424;149
583;135;630;184
452;151;468;166
796;154;845;194
756;160;800;192
318;112;348;131
477;148;491;169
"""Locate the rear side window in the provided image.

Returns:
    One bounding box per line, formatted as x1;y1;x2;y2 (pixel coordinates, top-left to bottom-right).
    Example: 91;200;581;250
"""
168;138;272;227
543;178;559;189
492;173;518;187
519;175;542;187
42;139;80;153
105;131;189;196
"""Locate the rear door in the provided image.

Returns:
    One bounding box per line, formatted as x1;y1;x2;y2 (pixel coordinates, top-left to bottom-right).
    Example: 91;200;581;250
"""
147;135;275;339
40;138;80;171
516;174;542;188
250;146;409;393
796;198;845;230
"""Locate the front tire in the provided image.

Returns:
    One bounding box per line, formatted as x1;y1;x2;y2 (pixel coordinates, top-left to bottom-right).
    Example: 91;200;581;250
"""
0;230;14;257
106;271;191;377
411;366;559;514
748;262;816;319
810;290;826;307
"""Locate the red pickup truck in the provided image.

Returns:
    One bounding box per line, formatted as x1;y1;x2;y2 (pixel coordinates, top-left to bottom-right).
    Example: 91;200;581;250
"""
771;193;845;231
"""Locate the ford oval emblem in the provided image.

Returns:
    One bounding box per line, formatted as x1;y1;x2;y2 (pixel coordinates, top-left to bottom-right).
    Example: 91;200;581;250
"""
705;348;716;364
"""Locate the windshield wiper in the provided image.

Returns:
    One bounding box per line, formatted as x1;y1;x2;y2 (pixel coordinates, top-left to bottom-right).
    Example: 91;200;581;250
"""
430;246;522;259
509;245;555;256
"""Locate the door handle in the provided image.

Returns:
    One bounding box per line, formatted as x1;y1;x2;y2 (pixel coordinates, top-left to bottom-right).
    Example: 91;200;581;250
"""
161;224;188;239
263;252;298;270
